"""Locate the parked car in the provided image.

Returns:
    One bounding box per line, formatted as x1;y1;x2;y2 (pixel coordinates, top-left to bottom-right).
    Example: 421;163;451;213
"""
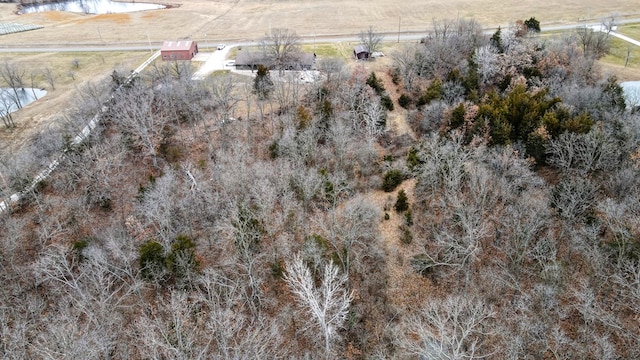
216;44;225;50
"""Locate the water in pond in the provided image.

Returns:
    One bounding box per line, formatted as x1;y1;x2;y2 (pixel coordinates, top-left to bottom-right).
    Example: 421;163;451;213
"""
0;88;47;117
620;81;640;109
18;0;165;15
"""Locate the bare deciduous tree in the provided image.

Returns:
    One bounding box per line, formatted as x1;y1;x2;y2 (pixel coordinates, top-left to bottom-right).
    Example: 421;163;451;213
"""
575;26;611;59
284;254;352;359
42;67;56;90
400;295;495;359
112;82;169;167
358;26;384;56
261;28;301;73
0;62;25;106
391;44;420;91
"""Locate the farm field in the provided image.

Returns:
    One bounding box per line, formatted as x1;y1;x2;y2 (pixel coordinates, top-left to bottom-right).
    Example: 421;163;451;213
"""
0;0;639;46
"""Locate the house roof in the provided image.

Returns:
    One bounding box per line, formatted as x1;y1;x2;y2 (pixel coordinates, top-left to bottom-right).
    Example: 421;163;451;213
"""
235;51;271;66
354;45;369;54
161;41;196;51
235;51;315;66
297;53;315;66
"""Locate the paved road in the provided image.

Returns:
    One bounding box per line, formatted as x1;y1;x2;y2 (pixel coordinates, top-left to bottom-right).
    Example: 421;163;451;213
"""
2;19;639;53
608;31;640;47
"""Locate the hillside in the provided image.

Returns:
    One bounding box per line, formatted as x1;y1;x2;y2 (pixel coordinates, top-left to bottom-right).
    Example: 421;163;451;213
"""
1;20;640;359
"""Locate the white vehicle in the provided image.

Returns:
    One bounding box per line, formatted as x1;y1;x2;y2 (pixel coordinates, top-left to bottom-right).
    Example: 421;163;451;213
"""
216;44;225;50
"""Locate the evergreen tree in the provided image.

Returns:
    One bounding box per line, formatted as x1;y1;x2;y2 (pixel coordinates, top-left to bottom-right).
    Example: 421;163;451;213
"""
524;17;541;32
253;64;274;100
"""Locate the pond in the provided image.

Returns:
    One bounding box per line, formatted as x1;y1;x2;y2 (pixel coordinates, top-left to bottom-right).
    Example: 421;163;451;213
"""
0;88;47;117
18;0;165;15
621;81;640;109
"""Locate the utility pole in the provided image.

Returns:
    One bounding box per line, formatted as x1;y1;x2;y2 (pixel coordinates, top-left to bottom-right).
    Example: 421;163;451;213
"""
398;16;401;43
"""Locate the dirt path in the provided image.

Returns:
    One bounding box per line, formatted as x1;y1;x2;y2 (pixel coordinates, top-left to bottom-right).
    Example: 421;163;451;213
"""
364;179;434;313
387;109;416;139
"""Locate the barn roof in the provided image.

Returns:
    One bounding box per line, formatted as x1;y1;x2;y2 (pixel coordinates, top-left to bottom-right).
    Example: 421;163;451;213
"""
353;44;369;54
161;41;196;51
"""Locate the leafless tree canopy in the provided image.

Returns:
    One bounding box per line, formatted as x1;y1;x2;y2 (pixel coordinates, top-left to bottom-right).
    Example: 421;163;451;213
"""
261;28;301;72
2;16;640;360
358;26;384;55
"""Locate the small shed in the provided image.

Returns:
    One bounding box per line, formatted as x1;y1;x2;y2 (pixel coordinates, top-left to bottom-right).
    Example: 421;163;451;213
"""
353;45;370;60
160;41;198;61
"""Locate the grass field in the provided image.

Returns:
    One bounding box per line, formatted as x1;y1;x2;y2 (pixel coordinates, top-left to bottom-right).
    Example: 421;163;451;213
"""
0;51;151;154
1;0;639;47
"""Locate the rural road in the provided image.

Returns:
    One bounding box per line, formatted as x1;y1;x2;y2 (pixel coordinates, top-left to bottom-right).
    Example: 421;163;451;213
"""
2;19;640;53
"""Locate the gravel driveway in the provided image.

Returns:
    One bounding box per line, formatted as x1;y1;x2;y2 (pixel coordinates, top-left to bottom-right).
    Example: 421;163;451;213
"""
191;45;233;80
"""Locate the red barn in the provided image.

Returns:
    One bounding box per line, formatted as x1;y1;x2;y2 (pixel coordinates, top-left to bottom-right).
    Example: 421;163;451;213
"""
160;41;198;61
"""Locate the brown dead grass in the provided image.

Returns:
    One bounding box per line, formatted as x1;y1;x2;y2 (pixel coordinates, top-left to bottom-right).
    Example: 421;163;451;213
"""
364;178;439;312
77;13;131;24
1;1;640;47
0;51;151;155
43;10;75;22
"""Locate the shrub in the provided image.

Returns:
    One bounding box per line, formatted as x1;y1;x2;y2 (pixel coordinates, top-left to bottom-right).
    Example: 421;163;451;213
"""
271;257;285;279
407;147;423;172
394;189;409;212
296;105;312;129
366;72;385;95
382;169;404;192
269;141;279;159
72;238;90;261
139;240;166;281
390;68;401;85
381;95;394;111
166;235;199;279
399;225;413;244
404;209;413;226
136;174;156;202
398;93;412;109
159;142;183;163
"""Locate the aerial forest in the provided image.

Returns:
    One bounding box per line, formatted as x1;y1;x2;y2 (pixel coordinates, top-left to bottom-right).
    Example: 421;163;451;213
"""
1;18;640;359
